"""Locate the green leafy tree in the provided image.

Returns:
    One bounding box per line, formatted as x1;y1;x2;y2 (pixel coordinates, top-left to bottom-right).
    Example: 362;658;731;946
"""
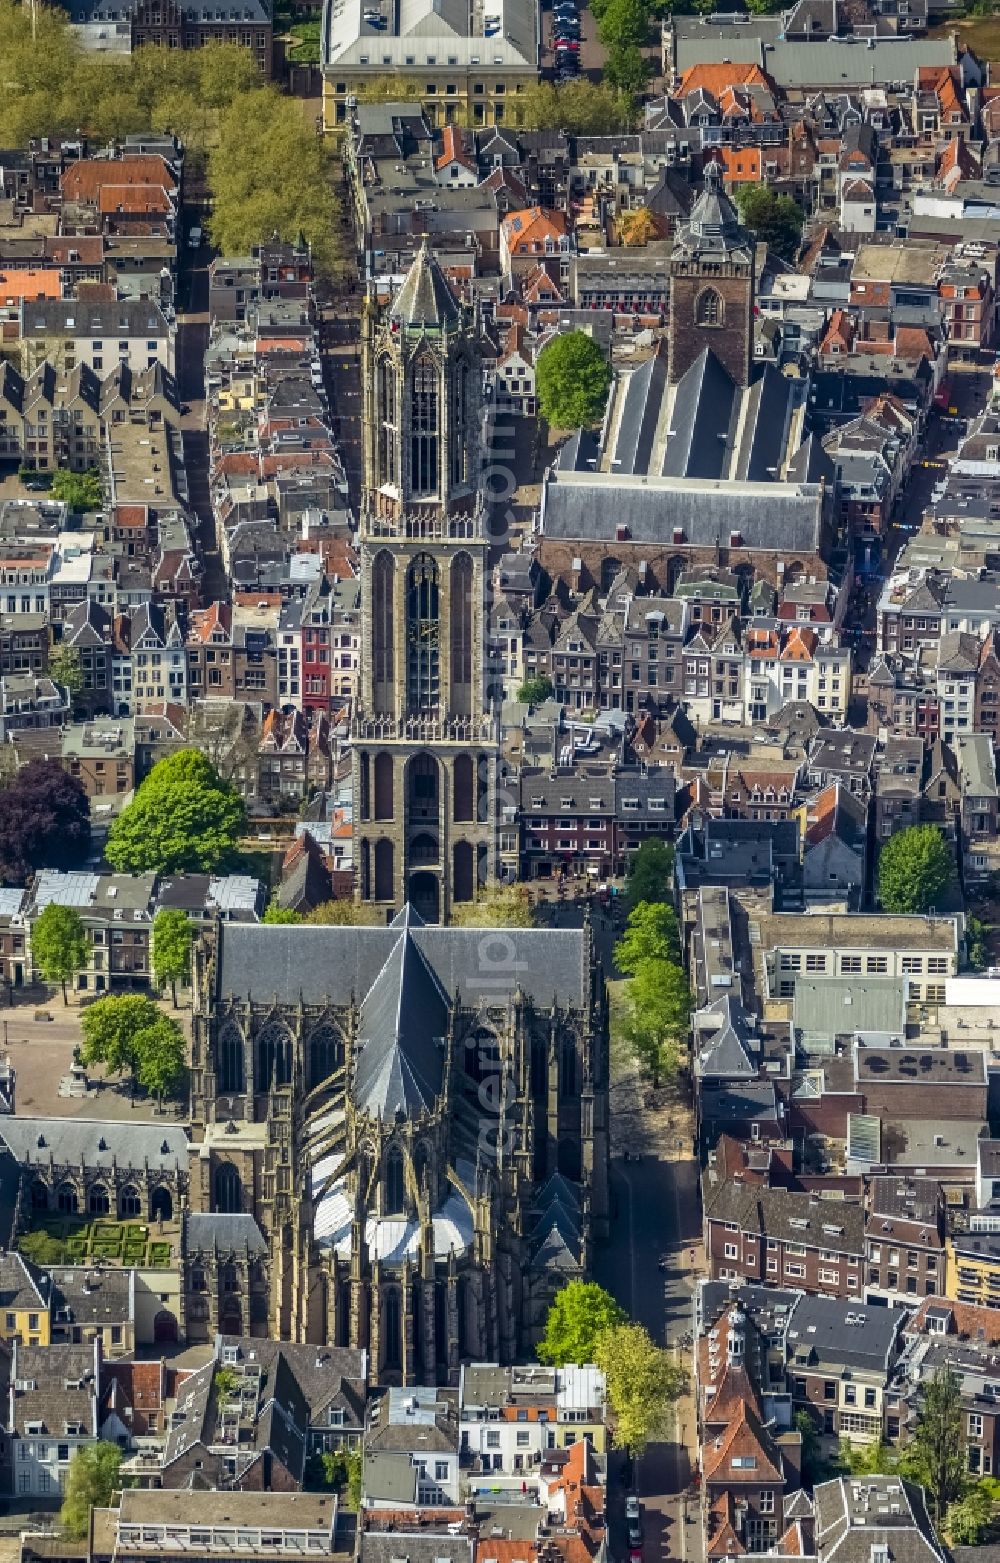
304;1448;362;1506
303;901;382;926
106;749;245;874
80;993;157;1080
621;958;691;1087
594;1322;685;1456
450;882;535;929
514;79;636;134
136;1015;186;1103
733;183;804;263
625;838;675;911
905;1364;966;1523
263;902;302;925
151;908;194;1005
536;332;612;430
614;901;681;976
48;642;84;701
793;1410;823;1485
944;1484;994;1546
838;1439;899;1477
538;1279;627;1366
213;1366;241;1401
967;914;989;972
878;824;954;914
605;45;650;96
80;993;186;1102
0;759;89;884
60;1442;123;1538
353;75;426;103
208;88;343;279
596;0;650;48
31;903;89;1004
49;468;103;512
517;673;554;705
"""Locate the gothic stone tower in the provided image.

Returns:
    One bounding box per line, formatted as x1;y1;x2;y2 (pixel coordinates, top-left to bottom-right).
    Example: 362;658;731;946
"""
353;240;499;924
668;162;756;388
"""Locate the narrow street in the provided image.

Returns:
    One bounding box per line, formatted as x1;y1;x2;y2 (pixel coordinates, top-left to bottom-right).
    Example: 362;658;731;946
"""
319;304;364;515
541;905;704;1563
175;238;228;603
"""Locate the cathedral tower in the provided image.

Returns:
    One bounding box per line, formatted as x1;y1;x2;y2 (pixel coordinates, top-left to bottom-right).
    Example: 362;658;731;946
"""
353;241;499;924
668;162;756;388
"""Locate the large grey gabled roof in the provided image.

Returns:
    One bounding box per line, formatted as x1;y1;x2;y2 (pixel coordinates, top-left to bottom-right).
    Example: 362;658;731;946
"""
662;348;736;480
389;238;461;331
612;352;668;477
354;914;449;1120
216;921;588;1010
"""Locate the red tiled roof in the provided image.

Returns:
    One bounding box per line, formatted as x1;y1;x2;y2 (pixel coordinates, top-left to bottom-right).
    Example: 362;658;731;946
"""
62;155;176;203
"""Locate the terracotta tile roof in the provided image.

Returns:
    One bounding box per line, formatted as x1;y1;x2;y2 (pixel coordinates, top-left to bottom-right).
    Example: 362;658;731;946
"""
908;1295;1000;1343
780;626;816;661
703;1402;784;1484
894;326;933;361
113;505;148;530
676;62;769;98
502;206;569;254
98;184;172;215
62;155;176;204
776;1520;808;1556
44;236;104;266
918;64;966;119
707;1494;748;1559
747;629;779;658
187;601;231;645
804;781;839;845
436;124;476;173
820;308;854;354
473;1542;538;1563
0;269;61;302
708;147;763;183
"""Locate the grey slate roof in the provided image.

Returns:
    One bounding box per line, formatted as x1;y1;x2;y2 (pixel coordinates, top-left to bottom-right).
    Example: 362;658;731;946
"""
813;1476;945;1563
216;920;589;1009
785;1294;907;1372
614;352;668;477
355;910;449;1120
675;164;754;264
390;239;461;331
704;1179;865;1256
184;1213;267;1256
662;349;736;481
0;1117;187;1174
540;470;824;554
694;995;757;1080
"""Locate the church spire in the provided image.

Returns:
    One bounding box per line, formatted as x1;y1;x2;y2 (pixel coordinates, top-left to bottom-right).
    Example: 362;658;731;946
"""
389;237;462;333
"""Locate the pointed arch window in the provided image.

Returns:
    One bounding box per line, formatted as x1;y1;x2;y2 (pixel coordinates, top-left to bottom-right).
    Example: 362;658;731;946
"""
410;353;440;498
407;554;440;712
385;1147;405;1215
372;550;395;715
451;357;469;487
377;355;398;486
697;287;724;327
449;552;473;716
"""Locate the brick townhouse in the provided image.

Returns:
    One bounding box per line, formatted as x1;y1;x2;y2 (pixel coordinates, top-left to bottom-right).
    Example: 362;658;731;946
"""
702;1177;865;1298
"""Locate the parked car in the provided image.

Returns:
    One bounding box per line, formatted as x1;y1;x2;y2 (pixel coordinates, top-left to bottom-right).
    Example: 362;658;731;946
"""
626;1498;641;1524
628;1522;643;1549
554;37;580;48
